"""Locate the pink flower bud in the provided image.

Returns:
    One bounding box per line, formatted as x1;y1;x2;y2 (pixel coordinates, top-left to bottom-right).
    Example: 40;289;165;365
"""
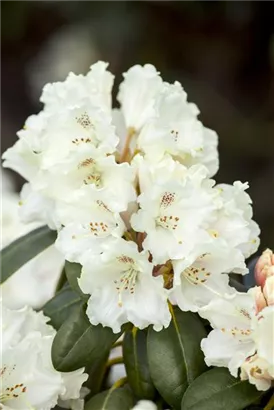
263;276;274;306
253;286;267;314
254;249;274;287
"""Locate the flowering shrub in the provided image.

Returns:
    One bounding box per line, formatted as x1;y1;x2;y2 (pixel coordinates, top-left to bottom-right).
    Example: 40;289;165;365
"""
1;62;273;410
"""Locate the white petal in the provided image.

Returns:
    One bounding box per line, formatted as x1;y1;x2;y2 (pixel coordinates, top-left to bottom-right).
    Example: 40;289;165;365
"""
201;329;255;377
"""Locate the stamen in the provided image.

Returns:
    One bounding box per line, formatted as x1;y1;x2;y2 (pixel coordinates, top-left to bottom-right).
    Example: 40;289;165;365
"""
170;129;179;142
0;365;28;404
77;158;102;187
183;265;211;286
156;215;180;231
114;256;139;306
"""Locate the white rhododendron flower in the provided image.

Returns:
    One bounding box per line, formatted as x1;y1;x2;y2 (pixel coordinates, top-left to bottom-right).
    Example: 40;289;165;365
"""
37;148;136;212
211;181;260;258
131;162;218;264
79;238;171;333
39;103;118;168
170;240;247;312
117;64;163;132
41;61;114;113
56;198;125;263
138;81;219;177
200;290;274;391
1;304;88;410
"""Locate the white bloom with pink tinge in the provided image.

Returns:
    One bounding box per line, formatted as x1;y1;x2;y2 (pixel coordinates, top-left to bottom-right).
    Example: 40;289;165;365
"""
200;291;274;391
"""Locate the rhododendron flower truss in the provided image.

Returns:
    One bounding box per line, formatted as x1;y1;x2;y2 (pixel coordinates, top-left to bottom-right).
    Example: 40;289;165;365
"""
2;61;271;410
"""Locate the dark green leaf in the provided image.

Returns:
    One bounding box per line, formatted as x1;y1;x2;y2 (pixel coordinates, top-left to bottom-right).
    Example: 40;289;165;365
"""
85;353;109;398
0;226;56;283
181;367;263;410
148;307;207;410
43;286;81;330
65;261;88;300
229;275;247;292
52;305;122;372
55;267;67;293
85;386;134;410
123;327;155;400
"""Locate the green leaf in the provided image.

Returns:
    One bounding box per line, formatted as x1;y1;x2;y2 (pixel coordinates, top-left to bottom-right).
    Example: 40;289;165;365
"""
0;226;56;283
84;386;134;410
123;327;155;400
65;261;88;300
43;286;81;330
85;353;109;398
181;367;264;410
229;275;247;292
55;267;67;293
147;306;207;410
52;305;122;372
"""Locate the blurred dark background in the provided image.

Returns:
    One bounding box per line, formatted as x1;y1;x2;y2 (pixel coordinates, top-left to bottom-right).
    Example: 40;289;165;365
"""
1;1;274;252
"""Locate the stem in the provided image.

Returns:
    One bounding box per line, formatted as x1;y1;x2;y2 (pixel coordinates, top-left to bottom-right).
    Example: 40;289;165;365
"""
120;127;135;163
111;376;128;390
264;393;274;410
107;357;124;368
124;231;134;241
137;232;146;252
112;340;123;349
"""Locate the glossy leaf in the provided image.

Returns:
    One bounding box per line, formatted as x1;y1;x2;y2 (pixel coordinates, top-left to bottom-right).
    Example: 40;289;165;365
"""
52;305;122;372
181;367;263;410
43;286;81;330
147;307;207;409
65;261;88;300
84;386;134;410
0;226;56;283
123;327;155;399
85;353;109;398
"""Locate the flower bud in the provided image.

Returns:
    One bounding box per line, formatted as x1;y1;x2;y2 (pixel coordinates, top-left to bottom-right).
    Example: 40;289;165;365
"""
254;248;274;287
263;276;274;306
252;286;267;314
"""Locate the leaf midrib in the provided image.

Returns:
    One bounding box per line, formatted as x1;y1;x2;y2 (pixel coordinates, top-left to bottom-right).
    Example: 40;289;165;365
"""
184;379;263;409
170;307;191;385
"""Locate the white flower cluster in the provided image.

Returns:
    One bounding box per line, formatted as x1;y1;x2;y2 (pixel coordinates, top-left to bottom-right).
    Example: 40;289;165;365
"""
0;304;88;410
3;62;269;390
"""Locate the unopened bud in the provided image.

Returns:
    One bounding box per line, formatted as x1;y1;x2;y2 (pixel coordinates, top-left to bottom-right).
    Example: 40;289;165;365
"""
254;249;274;287
253;286;267;314
263;276;274;306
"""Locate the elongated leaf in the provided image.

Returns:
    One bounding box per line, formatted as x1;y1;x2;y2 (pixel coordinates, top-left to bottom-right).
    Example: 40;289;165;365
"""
43;286;81;330
65;261;88;300
123;327;155;400
147;307;207;410
55;267;67;293
181;368;263;410
85;386;134;410
52;305;122;372
1;226;56;283
85;353;109;398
